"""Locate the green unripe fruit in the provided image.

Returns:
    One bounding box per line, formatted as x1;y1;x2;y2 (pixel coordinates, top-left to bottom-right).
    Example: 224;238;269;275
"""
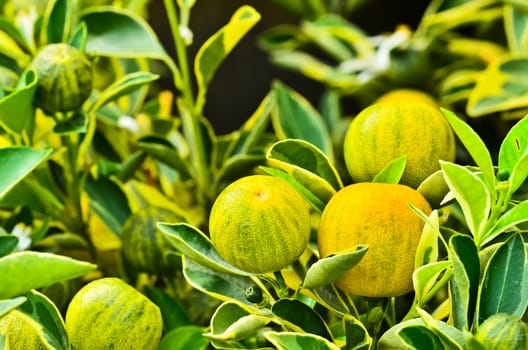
30;43;93;114
209;175;311;274
65;277;163;350
121;207;183;274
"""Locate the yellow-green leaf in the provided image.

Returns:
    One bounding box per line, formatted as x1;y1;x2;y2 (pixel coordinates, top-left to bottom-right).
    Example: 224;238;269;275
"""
467;55;528;117
194;5;260;112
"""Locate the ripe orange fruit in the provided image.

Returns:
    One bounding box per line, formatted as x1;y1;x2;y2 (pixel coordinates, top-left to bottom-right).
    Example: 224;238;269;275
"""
209;175;311;274
375;89;439;107
343;102;456;188
317;182;431;297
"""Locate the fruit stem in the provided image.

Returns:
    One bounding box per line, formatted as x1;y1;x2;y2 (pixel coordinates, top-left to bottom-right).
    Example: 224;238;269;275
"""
273;271;290;298
59;130;97;262
163;0;194;107
163;0;211;203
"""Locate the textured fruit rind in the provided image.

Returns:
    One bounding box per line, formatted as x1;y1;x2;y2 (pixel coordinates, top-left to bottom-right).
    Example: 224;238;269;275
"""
30;43;93;114
121;206;182;274
375;89;439;107
343;102;456;188
317;182;432;297
65;277;163;350
209;175;311;274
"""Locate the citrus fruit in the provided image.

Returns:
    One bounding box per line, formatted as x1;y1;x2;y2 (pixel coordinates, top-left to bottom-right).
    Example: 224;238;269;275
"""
121;206;183;274
375;88;438;107
343;101;456;188
30;43;93;114
65;277;163;350
209;175;311;274
0;310;48;349
317;182;432;297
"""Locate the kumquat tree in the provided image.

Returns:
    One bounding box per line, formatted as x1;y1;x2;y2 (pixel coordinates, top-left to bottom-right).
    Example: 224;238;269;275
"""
0;0;526;349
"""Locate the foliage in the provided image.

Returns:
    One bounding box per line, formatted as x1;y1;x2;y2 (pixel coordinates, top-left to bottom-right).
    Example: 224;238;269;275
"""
0;0;526;349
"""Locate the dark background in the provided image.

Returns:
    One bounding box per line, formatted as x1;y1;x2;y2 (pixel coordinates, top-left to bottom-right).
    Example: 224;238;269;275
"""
148;0;429;134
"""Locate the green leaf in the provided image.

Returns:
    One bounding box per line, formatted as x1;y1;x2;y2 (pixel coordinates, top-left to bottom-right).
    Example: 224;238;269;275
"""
260;166;326;212
18;290;68;350
498;115;528;196
413;261;452;306
183;258;254;306
144;286;190;332
439;69;479;105
504;4;528;53
415;308;468;350
91;71;159;112
138;139;192;180
440;162;491;241
342;314;372;350
69;21;88;51
0;297;26;319
0;69;37;135
159;325;209;350
264;331;341;350
0;235;18;258
0;26;31;64
301;20;355;61
0;17;31;54
477;234;528;323
441;109;495;191
483;200;528;245
215;153;265;188
209;314;270;342
372;155;407;184
84;175;131;236
272;299;332;340
272;82;334;159
302;246;368;289
319;89;342;134
306;15;373;58
159;223;251;276
1;178;64;218
448;235;480;330
206;301;266;348
417;170;451;209
398;325;444;350
227;91;274;157
53;110;88;134
82;7;169;59
194;5;260;112
0;147;52;200
269;51;359;89
467;55;528;116
43;0;72;44
267;139;342;191
415;210;440;268
0;251;96;299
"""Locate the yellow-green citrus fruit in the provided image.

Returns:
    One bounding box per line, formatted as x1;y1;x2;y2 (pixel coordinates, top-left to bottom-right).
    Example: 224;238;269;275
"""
30;43;93;114
375;88;439;108
121;206;182;274
209;175;311;274
65;277;163;350
475;313;527;350
343;102;456;188
317;182;432;297
0;311;48;349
